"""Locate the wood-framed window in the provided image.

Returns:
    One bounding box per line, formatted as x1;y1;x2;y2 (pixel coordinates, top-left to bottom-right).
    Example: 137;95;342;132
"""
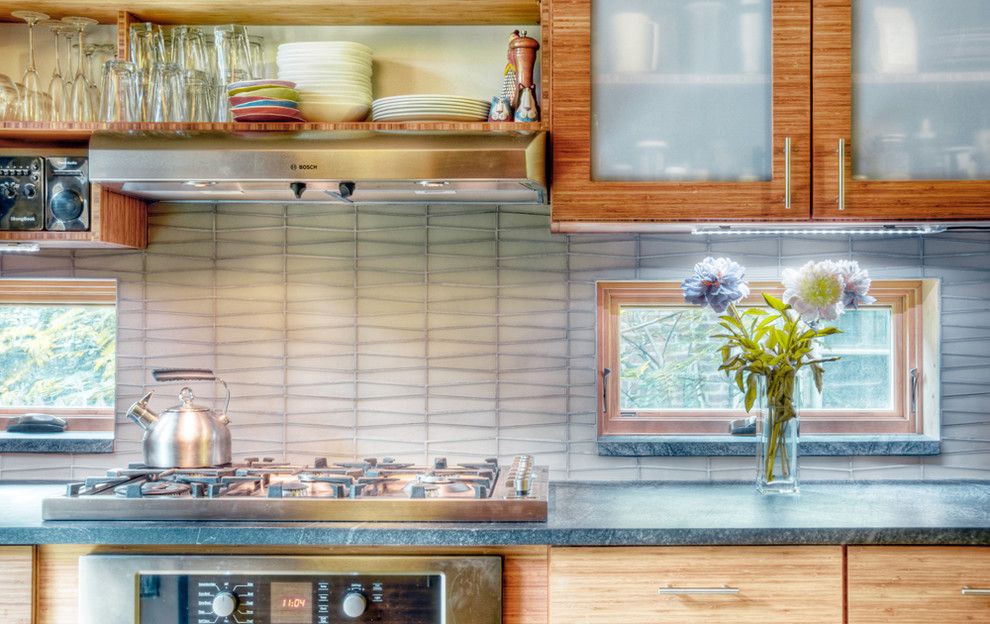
597;280;939;437
0;279;117;433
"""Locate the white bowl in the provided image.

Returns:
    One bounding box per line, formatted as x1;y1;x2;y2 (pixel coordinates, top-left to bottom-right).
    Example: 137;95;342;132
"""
278;63;372;77
278;41;373;55
298;99;371;122
278;48;372;59
277;51;372;63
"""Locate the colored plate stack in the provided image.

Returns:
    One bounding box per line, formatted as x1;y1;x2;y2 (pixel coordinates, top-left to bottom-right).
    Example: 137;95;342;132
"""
277;41;373;122
370;95;491;122
228;80;304;122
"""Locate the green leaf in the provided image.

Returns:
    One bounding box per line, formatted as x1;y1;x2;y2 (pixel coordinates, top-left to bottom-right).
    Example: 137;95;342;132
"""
816;327;842;337
743;308;768;316
745;374;758;412
735;369;745;393
763;292;788;312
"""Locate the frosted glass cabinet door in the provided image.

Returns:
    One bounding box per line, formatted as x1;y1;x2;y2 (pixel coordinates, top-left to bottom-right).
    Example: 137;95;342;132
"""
592;0;772;182
551;0;811;226
813;0;990;219
853;0;990;181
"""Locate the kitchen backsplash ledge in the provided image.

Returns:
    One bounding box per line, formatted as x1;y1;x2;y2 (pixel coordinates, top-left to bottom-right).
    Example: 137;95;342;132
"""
0;202;987;482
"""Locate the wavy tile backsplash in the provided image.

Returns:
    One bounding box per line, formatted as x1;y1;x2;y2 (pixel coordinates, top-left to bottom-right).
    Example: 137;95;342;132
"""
0;203;987;481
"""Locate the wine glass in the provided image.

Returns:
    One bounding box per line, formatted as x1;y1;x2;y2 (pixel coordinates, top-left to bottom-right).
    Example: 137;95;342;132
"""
41;19;68;121
11;10;50;121
62;16;98;122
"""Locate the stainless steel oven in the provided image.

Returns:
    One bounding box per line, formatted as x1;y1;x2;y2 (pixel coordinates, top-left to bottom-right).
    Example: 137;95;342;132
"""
79;554;502;624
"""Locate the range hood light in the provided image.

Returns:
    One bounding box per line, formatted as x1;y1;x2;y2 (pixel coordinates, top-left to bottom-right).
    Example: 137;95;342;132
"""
691;225;948;236
0;242;41;253
182;181;218;188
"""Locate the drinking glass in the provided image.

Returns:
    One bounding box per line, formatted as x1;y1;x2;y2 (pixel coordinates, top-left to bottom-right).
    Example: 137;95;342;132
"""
63;16;98;122
41;19;68;121
147;62;186;122
215;26;253;83
183;69;210;122
11;10;50;121
248;34;266;79
87;43;117;114
99;60;139;122
167;26;208;72
0;74;18;121
130;24;165;77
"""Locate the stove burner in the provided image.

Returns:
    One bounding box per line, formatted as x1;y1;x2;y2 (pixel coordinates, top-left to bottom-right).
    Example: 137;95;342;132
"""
279;482;309;498
114;481;191;498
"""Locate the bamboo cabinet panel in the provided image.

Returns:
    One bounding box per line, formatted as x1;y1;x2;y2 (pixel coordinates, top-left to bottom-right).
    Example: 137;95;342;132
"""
550;0;812;227
0;546;34;624
549;546;843;623
812;0;990;220
848;546;990;623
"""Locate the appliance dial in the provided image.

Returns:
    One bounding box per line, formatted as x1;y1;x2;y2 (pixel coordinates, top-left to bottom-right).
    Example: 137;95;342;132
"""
22;183;37;199
1;183;17;200
341;591;368;618
211;591;239;618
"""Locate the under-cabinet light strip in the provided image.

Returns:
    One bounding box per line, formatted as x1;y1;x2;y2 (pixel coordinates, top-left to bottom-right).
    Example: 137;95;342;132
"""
691;226;948;236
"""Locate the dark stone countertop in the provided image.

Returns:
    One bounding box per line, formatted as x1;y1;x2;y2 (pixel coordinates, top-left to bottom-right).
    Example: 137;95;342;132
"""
0;481;987;546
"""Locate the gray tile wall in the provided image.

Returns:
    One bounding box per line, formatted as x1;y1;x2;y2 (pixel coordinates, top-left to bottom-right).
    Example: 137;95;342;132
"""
0;203;988;481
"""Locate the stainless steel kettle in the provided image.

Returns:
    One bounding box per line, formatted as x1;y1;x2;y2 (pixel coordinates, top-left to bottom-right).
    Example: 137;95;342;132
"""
126;368;232;468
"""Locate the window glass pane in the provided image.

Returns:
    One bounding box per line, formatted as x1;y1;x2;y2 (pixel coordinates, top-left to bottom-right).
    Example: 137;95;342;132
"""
618;305;893;412
0;304;116;408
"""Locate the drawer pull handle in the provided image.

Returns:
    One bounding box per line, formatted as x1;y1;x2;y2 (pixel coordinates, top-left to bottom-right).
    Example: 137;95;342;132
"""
961;587;990;596
658;586;740;595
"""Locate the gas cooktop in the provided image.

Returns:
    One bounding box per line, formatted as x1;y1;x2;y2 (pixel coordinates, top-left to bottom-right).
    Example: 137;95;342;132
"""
42;455;548;522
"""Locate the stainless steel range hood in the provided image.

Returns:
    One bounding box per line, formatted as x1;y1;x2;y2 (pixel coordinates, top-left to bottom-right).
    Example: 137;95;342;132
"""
89;131;547;204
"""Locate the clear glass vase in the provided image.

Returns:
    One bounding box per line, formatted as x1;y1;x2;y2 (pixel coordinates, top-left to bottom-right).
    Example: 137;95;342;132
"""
756;374;800;495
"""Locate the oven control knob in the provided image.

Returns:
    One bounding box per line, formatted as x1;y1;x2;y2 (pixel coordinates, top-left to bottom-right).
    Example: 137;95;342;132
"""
211;591;239;618
22;183;37;199
341;591;368;618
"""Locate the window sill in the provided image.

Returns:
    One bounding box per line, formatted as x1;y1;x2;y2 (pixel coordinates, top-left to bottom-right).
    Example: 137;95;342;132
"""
598;434;941;457
0;431;114;454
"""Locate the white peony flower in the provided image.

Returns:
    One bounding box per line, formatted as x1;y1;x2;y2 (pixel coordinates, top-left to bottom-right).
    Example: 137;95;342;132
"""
834;260;876;309
781;260;845;323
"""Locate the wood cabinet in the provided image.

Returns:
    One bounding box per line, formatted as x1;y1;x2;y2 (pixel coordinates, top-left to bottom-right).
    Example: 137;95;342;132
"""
551;0;811;228
549;546;843;623
551;0;990;228
848;546;990;623
0;546;34;624
812;0;990;221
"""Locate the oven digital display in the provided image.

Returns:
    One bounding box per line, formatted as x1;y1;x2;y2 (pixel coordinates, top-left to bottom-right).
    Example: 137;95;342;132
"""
270;582;313;624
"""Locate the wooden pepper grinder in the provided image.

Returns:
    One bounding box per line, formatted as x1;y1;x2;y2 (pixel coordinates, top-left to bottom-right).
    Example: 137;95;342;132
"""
509;30;540;112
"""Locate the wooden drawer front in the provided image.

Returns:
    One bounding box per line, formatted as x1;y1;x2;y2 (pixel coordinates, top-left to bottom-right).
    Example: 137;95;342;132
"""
0;546;34;624
550;546;842;624
848;546;990;623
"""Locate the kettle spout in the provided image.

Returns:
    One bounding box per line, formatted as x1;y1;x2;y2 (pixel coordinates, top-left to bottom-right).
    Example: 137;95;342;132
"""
126;392;158;431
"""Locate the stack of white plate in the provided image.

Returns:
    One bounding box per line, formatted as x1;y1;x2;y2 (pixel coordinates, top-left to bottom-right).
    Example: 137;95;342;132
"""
371;95;491;122
277;41;373;122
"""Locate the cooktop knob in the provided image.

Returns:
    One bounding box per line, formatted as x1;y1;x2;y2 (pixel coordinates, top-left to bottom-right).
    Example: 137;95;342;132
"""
341;591;367;618
212;591;239;618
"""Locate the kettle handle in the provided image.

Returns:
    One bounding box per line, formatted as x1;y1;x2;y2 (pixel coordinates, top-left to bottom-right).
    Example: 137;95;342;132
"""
151;368;231;423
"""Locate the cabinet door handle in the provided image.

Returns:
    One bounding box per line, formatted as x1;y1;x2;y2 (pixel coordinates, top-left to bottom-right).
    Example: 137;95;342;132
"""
837;138;846;211
658;586;740;595
784;136;792;209
961;587;990;596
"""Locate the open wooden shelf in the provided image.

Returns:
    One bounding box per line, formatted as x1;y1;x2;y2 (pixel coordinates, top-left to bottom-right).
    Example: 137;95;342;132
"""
0;121;547;144
0;0;541;25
